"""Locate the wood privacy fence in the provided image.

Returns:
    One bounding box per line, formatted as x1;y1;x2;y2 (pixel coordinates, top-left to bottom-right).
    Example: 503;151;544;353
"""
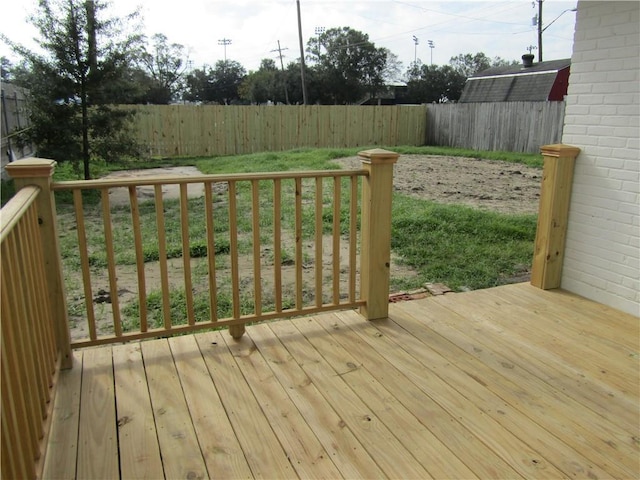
425;101;566;153
1;83;35;179
129;105;428;157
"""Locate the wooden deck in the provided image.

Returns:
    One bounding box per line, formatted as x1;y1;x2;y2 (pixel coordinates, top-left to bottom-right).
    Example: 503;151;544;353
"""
43;283;639;479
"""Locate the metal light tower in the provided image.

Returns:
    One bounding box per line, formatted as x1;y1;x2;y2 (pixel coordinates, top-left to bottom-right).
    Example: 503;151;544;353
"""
218;38;231;62
315;26;325;57
427;40;435;65
412;35;419;65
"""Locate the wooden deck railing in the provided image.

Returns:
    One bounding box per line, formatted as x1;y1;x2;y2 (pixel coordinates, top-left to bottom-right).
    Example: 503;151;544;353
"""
0;185;61;480
5;149;398;350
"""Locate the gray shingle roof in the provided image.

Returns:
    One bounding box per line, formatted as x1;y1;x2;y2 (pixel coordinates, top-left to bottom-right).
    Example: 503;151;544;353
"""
459;58;570;103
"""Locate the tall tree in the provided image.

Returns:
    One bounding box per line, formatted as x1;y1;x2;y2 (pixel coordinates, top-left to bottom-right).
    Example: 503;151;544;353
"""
1;56;13;81
184;60;246;105
405;63;466;103
449;52;515;77
138;33;188;103
239;58;288;104
308;27;388;104
6;0;142;179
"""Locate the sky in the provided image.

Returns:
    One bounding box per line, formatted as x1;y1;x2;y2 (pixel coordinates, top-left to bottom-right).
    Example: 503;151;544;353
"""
1;0;578;76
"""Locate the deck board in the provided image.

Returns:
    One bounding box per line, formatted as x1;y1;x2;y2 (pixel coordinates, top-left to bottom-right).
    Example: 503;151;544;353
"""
46;283;640;479
76;347;119;479
112;343;164;479
141;339;209;479
169;335;254;479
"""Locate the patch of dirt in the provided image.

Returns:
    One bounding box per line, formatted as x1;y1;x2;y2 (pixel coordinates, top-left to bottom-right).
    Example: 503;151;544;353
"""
332;155;542;215
102;166;206;207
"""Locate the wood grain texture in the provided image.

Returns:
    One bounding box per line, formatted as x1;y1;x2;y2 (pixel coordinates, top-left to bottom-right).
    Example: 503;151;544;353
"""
43;283;639;479
113;343;164;479
77;347;119;479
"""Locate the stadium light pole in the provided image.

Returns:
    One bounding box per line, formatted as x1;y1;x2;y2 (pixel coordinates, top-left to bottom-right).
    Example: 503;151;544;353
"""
427;40;435;65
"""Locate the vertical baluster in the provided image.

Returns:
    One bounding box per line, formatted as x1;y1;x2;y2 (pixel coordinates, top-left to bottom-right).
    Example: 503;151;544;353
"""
314;177;323;307
154;185;172;331
251;179;262;316
2;246;41;457
1;332;33;479
28;204;57;371
128;186;148;332
349;175;358;303
204;182;218;321
273;179;283;312
332;176;341;305
101;188;122;336
294;177;303;310
227;181;243;338
180;183;195;325
16;214;49;410
5;158;72;368
73;189;97;340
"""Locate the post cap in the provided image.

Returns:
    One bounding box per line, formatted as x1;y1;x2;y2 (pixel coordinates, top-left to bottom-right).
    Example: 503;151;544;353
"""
5;158;57;179
358;148;400;165
540;144;581;159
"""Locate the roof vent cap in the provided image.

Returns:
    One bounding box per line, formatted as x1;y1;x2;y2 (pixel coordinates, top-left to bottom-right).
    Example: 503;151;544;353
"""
522;54;535;68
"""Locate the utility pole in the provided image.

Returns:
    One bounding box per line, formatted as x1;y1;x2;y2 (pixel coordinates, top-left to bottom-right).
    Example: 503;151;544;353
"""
536;0;543;62
297;0;308;104
272;40;290;104
218;38;231;62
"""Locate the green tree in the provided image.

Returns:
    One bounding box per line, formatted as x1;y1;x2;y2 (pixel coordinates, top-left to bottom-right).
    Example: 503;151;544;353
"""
405;63;466;103
138;33;188;103
5;0;142;179
1;56;12;81
449;52;515;77
240;58;290;104
184;60;246;105
308;27;388;104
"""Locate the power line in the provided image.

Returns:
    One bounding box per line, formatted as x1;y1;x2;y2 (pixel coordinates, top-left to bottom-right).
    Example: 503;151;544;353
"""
271;40;290;104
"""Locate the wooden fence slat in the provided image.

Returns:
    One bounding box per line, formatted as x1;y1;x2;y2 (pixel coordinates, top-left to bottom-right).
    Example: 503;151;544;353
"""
127;105;429;157
425;101;565;153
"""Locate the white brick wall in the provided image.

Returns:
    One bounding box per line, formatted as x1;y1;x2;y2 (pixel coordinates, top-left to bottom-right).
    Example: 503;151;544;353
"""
561;1;639;316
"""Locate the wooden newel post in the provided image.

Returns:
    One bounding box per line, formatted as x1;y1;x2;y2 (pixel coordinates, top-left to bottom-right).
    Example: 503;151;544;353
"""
531;144;580;290
6;158;73;369
359;148;399;320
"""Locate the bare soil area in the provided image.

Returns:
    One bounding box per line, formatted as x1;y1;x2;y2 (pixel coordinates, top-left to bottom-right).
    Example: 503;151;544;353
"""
66;156;542;340
332;155;542;215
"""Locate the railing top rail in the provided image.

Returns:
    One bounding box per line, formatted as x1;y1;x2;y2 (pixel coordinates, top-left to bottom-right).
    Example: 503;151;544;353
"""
51;168;368;191
0;185;40;243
